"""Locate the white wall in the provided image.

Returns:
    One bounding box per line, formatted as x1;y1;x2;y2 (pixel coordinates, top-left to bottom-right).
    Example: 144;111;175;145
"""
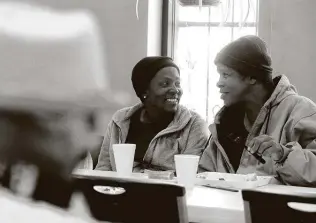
258;0;316;102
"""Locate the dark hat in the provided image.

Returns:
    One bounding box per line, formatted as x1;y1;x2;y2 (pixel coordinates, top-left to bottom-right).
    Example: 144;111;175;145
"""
214;35;273;84
131;56;180;100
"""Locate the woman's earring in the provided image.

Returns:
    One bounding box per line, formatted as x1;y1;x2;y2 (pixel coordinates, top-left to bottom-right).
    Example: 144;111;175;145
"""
143;95;147;100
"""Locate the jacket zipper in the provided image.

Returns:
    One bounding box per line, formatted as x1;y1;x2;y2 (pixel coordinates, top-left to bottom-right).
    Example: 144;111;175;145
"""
143;125;184;166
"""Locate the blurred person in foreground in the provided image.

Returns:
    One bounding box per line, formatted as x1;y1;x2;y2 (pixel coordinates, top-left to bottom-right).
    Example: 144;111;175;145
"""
0;2;113;222
199;35;316;187
96;56;210;172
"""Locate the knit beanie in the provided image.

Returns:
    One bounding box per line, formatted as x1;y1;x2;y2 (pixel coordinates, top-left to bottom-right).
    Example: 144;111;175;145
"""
214;35;273;85
131;56;180;100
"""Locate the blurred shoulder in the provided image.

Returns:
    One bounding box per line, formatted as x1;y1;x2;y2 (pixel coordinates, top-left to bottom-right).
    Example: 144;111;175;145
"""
111;103;143;122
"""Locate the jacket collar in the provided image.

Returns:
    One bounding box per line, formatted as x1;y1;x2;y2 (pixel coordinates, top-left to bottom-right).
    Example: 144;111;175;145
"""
112;103;193;135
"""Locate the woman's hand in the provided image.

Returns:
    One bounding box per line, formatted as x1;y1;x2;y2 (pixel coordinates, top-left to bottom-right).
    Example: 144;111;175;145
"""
249;135;284;161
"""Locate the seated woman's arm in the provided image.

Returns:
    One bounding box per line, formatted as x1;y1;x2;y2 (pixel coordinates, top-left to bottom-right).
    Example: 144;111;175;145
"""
182;114;210;156
276;113;316;187
95;122;113;171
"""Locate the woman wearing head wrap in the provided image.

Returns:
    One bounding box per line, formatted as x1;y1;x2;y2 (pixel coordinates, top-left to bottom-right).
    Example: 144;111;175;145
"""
96;56;210;171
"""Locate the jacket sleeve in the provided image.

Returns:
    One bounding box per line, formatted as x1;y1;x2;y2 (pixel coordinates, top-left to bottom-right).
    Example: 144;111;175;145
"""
95;121;113;171
198;136;218;172
276;112;316;186
182;114;210;156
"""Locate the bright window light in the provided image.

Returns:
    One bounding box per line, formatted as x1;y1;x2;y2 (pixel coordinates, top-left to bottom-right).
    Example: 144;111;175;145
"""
172;0;258;124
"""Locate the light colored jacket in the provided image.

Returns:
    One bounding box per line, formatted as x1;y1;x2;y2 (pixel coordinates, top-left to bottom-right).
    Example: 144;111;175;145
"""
0;187;93;223
96;103;210;171
199;75;316;187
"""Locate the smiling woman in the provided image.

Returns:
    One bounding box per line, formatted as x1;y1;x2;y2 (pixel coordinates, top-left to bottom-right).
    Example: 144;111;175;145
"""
216;63;250;106
96;56;210;172
145;66;183;113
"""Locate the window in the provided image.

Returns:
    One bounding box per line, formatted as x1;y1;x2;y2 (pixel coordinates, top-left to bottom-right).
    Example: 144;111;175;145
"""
164;0;259;124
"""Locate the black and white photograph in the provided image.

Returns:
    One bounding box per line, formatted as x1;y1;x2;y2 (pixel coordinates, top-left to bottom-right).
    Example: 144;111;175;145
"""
0;1;315;223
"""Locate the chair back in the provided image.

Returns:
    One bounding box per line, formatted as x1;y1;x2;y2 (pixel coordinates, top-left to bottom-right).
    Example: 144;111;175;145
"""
242;189;316;223
73;174;188;223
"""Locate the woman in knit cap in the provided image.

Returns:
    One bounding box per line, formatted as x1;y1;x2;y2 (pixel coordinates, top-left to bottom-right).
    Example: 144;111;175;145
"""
199;35;316;187
96;56;210;171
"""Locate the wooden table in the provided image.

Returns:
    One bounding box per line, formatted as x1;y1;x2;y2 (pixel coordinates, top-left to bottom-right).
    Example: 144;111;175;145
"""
73;169;316;223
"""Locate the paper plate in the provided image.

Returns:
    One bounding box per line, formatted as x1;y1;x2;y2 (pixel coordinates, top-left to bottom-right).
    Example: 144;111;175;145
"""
196;172;274;190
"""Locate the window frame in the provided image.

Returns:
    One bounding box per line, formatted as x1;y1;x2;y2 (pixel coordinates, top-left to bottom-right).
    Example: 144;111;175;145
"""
161;0;259;122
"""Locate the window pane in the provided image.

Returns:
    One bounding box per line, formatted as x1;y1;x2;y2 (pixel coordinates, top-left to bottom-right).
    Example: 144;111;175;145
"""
177;0;233;23
175;27;209;117
206;27;233;123
178;0;257;24
178;5;211;22
233;27;256;40
209;0;233;23
233;0;258;23
174;0;258;123
175;27;232;122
